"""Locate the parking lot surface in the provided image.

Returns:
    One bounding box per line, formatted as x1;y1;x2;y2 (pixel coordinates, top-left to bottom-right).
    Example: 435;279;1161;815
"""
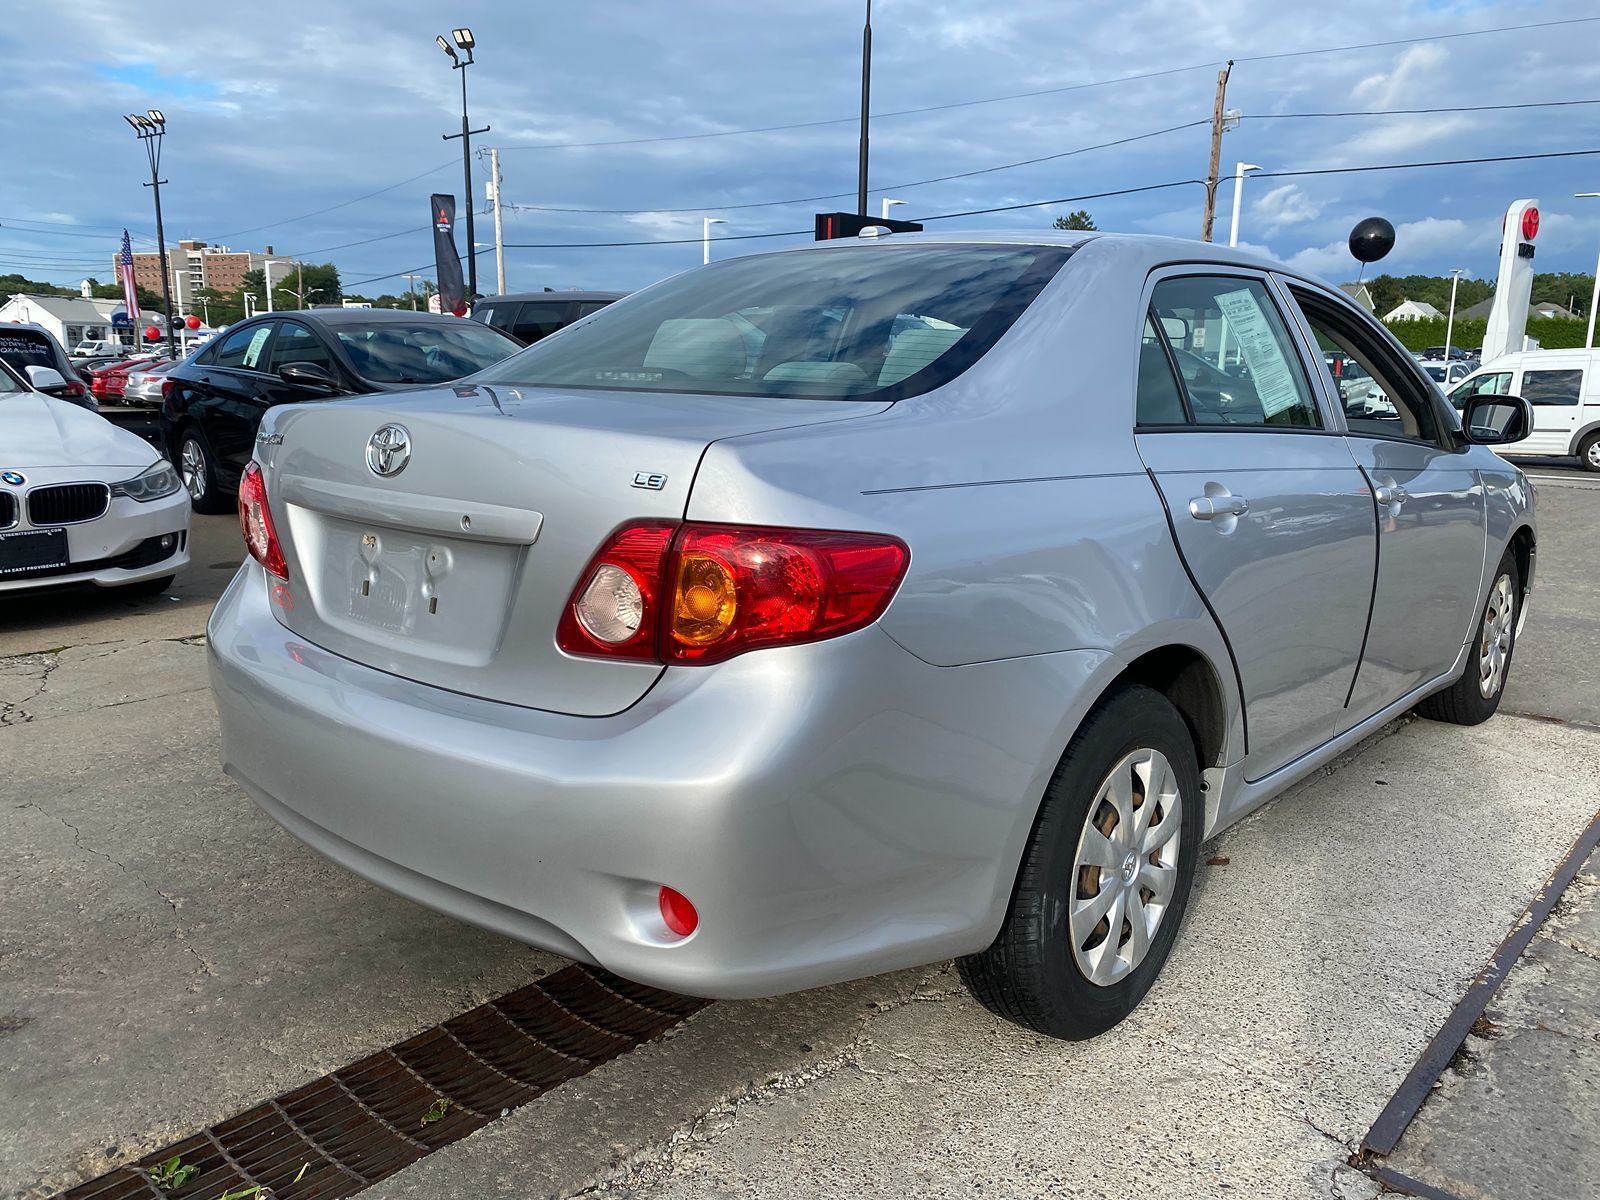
3;462;1597;1200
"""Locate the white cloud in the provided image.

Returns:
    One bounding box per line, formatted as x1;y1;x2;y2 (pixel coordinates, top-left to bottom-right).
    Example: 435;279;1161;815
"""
1250;184;1320;232
1284;216;1484;282
1351;44;1447;111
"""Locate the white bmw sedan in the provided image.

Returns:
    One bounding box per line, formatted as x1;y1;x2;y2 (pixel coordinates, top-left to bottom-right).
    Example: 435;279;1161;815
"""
0;358;190;595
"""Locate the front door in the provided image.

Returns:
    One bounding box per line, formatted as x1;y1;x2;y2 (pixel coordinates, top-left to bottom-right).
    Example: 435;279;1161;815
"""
1135;273;1377;781
1283;284;1490;725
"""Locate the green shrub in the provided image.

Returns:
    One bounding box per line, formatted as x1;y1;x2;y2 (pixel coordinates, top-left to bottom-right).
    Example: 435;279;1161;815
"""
1381;316;1591;353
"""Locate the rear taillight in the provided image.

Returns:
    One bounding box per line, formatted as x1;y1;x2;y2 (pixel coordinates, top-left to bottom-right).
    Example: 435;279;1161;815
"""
160;378;176;400
238;461;288;580
62;381;86;398
557;522;909;665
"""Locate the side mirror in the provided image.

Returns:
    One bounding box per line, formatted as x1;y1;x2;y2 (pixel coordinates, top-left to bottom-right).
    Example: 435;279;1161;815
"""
24;365;68;393
1460;394;1533;446
279;361;340;392
1159;315;1191;345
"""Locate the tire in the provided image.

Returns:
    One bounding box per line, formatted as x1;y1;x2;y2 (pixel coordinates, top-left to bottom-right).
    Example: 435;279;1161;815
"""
121;574;175;597
958;684;1204;1040
1578;430;1600;474
1416;548;1520;726
178;429;230;515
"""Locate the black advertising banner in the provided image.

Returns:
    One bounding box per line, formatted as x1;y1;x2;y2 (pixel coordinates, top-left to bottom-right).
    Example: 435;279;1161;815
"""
431;193;466;315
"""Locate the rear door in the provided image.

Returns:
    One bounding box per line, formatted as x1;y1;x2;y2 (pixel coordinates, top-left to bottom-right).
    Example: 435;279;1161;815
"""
186;321;280;483
1135;271;1377;781
1283;283;1489;723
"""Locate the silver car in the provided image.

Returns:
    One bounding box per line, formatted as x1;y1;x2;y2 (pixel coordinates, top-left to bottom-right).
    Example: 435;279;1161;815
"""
208;232;1536;1039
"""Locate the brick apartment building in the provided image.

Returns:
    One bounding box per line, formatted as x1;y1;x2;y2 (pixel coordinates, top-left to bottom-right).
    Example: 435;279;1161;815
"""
115;240;293;314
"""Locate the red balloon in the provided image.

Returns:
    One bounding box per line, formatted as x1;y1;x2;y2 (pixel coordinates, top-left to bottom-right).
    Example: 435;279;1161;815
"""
185;314;202;330
144;325;161;341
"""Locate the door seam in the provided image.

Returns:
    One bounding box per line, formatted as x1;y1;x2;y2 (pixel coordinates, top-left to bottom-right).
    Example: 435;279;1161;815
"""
1343;465;1383;710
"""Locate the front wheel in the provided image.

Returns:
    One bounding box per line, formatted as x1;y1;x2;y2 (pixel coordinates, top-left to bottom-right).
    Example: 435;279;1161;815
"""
958;684;1204;1040
1578;430;1600;474
1416;549;1519;726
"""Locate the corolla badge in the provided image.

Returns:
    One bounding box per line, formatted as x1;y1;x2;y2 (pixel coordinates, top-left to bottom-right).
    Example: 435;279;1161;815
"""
0;471;24;486
365;424;411;477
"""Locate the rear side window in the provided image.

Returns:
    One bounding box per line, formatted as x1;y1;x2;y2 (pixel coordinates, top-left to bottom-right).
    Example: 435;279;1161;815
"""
1521;368;1582;405
211;323;274;371
1149;276;1322;428
1136;315;1187;425
510;303;570;345
0;330;57;372
476;245;1071;401
267;323;336;373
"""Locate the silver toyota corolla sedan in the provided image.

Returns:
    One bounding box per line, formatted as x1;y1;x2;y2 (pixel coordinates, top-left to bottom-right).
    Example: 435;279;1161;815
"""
208;232;1536;1039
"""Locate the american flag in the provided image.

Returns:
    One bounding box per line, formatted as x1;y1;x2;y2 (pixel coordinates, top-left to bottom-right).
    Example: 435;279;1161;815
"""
118;230;140;325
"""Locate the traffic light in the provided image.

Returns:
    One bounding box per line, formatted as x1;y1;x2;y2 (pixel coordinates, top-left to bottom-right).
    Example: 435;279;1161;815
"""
814;211;924;240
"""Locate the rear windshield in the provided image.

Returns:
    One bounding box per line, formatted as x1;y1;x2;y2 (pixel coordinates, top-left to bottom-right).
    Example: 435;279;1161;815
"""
335;321;523;385
0;330;58;373
473;244;1072;401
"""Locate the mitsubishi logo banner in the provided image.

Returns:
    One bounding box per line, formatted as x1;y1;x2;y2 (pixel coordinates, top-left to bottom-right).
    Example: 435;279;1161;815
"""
431;193;467;315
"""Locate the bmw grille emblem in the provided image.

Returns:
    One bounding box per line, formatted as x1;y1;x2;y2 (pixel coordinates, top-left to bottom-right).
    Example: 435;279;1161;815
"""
1;471;24;486
365;424;411;478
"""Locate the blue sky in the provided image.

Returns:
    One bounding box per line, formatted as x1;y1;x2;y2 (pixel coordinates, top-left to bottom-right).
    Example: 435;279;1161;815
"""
2;1;1598;299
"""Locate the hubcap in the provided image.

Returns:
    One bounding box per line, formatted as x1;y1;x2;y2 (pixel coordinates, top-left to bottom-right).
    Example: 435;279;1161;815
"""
1069;748;1184;988
180;439;205;501
1478;573;1516;699
1587;440;1600;470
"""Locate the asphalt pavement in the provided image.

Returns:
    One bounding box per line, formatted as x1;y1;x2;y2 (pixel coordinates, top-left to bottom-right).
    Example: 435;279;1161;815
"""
2;461;1597;1200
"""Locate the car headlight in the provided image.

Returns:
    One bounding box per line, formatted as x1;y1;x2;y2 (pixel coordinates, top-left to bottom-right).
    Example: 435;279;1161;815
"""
111;460;182;502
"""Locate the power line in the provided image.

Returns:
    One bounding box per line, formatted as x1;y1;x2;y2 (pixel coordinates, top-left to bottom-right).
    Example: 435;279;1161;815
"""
495;16;1600;153
1249;97;1600;119
1255;147;1600;181
210;160;456;240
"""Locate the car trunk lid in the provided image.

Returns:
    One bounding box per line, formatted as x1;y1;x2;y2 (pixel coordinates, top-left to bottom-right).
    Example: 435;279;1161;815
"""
261;383;886;715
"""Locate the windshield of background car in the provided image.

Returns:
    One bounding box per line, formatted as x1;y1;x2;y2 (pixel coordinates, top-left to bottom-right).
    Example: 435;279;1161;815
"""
473;245;1072;400
335;321;523;385
0;330;57;374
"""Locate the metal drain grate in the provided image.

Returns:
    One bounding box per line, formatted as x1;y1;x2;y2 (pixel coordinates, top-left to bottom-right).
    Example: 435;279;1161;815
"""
55;964;707;1200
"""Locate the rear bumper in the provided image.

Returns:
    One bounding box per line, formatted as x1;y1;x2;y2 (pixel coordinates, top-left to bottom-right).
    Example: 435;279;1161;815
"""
208;563;1109;997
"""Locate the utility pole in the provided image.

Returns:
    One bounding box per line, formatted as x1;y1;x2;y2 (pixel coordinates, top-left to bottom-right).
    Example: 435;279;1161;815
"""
489;148;506;294
1200;61;1234;243
296;259;304;308
857;0;872;218
403;273;422;311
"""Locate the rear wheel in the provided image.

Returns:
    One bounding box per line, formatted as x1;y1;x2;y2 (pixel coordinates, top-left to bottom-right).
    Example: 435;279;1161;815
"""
958;684;1204;1040
1578;430;1600;474
1416;549;1519;726
178;430;229;514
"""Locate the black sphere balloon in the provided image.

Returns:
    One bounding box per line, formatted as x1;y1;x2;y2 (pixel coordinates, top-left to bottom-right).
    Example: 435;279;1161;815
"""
1349;217;1396;264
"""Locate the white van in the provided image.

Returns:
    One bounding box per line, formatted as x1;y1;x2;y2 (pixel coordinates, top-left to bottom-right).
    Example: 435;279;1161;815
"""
1449;348;1600;471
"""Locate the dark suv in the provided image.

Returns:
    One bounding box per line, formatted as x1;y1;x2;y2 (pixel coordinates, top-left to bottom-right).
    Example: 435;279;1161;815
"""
469;291;623;345
0;324;93;407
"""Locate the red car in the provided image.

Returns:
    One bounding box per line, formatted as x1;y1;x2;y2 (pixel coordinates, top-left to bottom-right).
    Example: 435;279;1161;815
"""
86;355;163;401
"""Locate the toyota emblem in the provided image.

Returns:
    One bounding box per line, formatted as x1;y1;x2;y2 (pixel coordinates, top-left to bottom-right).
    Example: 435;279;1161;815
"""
366;424;411;477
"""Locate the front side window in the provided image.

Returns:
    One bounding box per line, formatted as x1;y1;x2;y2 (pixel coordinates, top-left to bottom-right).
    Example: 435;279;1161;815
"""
475;245;1071;401
267;323;336;374
335;320;522;385
1448;371;1512;409
1521;368;1582;406
1289;288;1441;444
1148;276;1322;428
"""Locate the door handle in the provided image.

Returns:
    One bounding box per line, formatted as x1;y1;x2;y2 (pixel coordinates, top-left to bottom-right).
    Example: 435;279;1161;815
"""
1189;495;1250;520
1372;484;1411;506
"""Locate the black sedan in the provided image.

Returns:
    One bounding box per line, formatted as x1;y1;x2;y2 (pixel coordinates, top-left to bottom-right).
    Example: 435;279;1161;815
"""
160;309;523;511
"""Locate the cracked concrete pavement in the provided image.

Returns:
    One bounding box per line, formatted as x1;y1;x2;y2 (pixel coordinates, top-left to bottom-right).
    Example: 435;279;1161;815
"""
4;469;1599;1199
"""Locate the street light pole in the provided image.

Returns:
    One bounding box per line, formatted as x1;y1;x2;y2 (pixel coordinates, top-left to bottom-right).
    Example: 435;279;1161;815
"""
703;218;726;265
124;110;178;359
439;29;490;301
1578;193;1600;349
857;0;871;218
881;197;906;221
1228;162;1260;248
1444;268;1465;362
403;273;422;311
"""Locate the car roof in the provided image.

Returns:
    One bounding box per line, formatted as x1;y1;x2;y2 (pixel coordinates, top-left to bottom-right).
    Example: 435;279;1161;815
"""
253;307;491;327
477;291;625;304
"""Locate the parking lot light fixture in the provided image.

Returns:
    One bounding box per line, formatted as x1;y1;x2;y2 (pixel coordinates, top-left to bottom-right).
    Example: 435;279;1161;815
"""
436;34;458;62
1228;162;1260;249
703;217;726;265
126;111;178;359
452;27;475;52
1577;192;1600;349
439;30;488;300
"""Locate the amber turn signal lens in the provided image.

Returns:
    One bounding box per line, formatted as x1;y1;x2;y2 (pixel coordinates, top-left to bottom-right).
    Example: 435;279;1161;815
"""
672;553;738;646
